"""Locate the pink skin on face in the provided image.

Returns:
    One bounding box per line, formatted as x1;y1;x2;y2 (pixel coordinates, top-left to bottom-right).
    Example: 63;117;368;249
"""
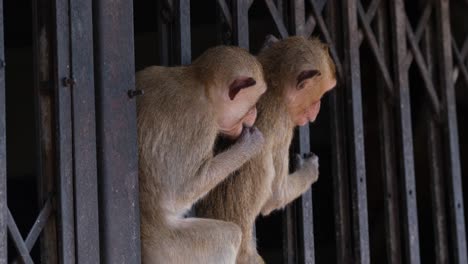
294;76;336;126
296;101;321;126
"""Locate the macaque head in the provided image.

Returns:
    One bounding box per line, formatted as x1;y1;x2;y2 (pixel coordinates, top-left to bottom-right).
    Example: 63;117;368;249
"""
259;36;337;126
193;46;267;139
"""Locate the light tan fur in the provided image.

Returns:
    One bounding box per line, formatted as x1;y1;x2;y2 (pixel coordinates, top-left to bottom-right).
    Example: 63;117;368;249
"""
137;46;266;264
196;37;337;264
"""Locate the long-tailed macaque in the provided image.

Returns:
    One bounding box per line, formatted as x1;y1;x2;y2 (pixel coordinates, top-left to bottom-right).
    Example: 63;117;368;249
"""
137;46;267;264
196;36;337;264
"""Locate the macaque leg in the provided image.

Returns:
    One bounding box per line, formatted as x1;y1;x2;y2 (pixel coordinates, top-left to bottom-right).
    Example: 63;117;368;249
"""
261;167;318;216
236;226;265;264
142;218;242;264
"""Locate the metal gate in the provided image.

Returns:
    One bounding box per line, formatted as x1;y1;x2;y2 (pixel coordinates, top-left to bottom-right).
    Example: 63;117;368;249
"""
1;0;468;263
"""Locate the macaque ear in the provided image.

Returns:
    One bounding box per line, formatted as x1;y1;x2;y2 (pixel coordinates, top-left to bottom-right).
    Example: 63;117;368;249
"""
260;35;280;52
296;69;321;90
229;77;256;100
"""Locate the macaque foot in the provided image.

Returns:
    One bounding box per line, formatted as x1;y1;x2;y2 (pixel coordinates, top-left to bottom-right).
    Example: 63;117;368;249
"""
237;251;265;264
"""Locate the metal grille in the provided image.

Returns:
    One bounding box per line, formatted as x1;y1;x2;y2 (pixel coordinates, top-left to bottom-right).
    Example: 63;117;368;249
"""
0;0;467;263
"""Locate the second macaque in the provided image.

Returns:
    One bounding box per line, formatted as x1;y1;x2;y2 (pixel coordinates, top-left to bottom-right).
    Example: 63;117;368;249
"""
196;36;337;264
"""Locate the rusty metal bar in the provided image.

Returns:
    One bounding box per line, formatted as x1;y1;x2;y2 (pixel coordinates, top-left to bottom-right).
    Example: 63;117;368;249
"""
69;0;100;261
435;0;468;262
375;3;402;263
342;0;370;263
390;1;421;263
53;0;76;261
93;0;141;262
0;0;5;260
232;0;250;49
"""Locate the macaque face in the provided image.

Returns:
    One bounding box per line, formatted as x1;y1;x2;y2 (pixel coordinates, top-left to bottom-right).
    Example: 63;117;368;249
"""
286;68;336;126
216;76;267;139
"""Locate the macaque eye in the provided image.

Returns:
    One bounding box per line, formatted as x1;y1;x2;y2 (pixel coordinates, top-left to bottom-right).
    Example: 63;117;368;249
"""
229;77;256;100
296;69;321;90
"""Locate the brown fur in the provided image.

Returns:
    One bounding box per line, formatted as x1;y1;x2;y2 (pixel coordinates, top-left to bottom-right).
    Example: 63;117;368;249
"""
196;37;336;264
137;46;266;264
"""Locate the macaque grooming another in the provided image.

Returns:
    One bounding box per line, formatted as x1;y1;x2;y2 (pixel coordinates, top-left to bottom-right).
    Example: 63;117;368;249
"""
137;46;266;264
196;36;337;264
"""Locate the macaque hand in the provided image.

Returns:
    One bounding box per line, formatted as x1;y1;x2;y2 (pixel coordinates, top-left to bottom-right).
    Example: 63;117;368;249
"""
234;126;265;157
294;152;319;184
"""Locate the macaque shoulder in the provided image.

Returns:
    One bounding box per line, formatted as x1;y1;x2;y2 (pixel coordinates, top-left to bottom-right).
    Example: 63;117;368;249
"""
136;66;189;92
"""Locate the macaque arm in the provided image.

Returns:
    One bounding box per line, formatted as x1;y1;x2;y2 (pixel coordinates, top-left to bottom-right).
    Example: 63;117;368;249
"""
261;170;314;215
261;147;318;216
180;135;261;204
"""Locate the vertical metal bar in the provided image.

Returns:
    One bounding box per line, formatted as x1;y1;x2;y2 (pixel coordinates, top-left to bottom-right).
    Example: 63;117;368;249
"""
0;0;5;261
33;0;59;262
216;1;230;45
390;1;421;263
326;1;353;262
32;0;59;262
282;2;296;263
427;115;449;264
290;0;305;36
435;1;468;262
232;0;249;49
69;0;100;262
342;0;370;263
93;0;141;262
156;0;170;66
53;0;76;262
289;1;314;263
174;0;191;65
282;206;297;264
296;127;315;264
330;85;353;264
376;3;402;263
421;14;450;264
